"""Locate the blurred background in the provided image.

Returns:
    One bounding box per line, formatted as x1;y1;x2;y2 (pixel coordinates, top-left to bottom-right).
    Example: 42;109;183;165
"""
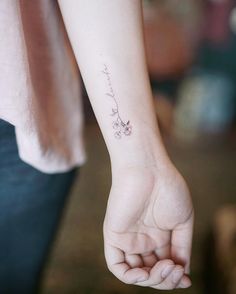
41;0;236;293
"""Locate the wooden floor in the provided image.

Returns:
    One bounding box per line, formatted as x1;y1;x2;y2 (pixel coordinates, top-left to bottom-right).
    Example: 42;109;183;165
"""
40;123;236;294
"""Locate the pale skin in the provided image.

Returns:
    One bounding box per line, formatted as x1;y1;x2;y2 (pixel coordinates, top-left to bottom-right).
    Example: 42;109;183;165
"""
58;0;194;290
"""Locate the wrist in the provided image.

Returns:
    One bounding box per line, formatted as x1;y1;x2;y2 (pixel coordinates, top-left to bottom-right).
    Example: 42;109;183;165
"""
109;122;170;173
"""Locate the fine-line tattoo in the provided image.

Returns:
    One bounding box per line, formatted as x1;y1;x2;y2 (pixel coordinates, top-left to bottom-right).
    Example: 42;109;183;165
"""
102;64;132;139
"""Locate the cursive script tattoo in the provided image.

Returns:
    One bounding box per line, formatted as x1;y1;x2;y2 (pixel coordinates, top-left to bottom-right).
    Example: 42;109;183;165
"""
102;64;132;139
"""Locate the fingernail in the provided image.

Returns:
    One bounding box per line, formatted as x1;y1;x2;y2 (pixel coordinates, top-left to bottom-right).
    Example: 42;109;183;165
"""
137;276;147;282
161;265;174;279
180;278;192;288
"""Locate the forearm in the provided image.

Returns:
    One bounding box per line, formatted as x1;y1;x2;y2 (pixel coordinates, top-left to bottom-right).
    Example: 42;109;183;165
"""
58;0;168;169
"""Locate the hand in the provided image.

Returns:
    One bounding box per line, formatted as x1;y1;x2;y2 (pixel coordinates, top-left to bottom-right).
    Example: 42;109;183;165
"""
103;160;194;290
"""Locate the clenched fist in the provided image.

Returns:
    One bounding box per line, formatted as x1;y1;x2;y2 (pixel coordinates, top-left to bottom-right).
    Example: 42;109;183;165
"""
103;162;194;290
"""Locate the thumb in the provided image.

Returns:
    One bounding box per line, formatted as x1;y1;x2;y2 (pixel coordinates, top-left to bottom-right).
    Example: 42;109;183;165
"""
171;210;194;274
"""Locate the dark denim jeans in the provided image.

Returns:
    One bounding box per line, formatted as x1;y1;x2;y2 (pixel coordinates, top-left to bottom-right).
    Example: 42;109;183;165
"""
0;119;78;293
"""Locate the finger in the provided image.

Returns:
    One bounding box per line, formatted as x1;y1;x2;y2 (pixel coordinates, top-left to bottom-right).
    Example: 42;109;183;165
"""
151;265;184;290
140;251;158;268
125;253;143;268
135;259;175;287
171;210;194;274
104;243;149;284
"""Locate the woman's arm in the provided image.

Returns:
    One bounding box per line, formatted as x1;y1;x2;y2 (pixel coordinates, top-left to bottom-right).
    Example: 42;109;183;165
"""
57;0;166;169
58;0;193;290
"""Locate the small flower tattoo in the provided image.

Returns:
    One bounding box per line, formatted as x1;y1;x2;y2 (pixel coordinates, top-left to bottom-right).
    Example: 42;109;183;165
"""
123;122;132;136
102;63;133;139
114;131;122;139
112;119;132;138
112;121;120;130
